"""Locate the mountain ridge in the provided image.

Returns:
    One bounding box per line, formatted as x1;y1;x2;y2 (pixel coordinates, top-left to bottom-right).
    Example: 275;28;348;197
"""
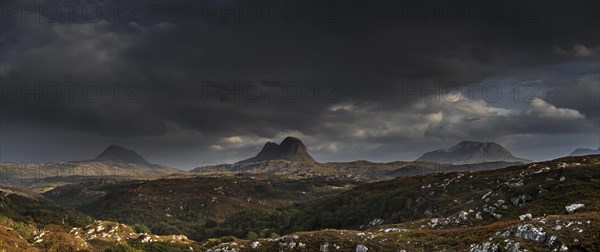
236;136;317;164
416;141;529;164
569;147;600;156
94;145;151;165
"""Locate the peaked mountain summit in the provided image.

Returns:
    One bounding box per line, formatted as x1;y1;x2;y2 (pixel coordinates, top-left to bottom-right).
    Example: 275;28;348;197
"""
94;145;151;165
416;141;529;164
569;147;600;156
237;137;316;164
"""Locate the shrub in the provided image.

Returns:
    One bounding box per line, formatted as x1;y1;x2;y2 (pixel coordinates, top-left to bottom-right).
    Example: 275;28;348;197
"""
204;219;217;228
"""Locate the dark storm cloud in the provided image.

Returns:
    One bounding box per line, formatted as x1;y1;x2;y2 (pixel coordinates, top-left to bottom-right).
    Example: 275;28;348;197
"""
0;0;598;166
543;72;600;119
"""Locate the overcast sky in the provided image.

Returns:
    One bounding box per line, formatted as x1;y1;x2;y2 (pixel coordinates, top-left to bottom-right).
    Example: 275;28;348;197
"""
1;0;599;170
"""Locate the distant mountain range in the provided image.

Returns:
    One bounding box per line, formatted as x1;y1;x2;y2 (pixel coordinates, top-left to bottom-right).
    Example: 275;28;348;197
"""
236;136;316;164
8;139;599;187
569;147;600;156
235;138;531;166
190;137;529;180
416;141;530;164
0;145;180;186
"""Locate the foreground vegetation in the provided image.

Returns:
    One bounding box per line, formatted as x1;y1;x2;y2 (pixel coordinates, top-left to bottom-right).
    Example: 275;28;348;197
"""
43;174;360;241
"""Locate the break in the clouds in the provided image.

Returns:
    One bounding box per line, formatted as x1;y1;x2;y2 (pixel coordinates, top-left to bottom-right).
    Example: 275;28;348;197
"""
0;0;598;169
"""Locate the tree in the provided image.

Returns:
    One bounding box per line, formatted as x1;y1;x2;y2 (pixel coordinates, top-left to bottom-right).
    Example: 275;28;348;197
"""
132;223;152;234
246;231;259;240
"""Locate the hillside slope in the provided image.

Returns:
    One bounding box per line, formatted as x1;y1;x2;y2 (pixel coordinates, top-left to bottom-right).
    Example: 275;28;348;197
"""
285;155;599;231
206;155;600;251
43;174;360;241
0;186;228;251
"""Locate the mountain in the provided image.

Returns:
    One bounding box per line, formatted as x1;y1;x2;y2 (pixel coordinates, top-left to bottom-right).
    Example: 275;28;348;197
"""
94;145;151;165
236;136;317;164
569;147;600;156
416;141;529;164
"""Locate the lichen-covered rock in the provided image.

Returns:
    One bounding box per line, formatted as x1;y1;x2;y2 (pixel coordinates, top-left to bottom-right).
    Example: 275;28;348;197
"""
514;224;546;243
565;203;584;214
356;244;369;252
469;242;499;252
519;213;532;221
